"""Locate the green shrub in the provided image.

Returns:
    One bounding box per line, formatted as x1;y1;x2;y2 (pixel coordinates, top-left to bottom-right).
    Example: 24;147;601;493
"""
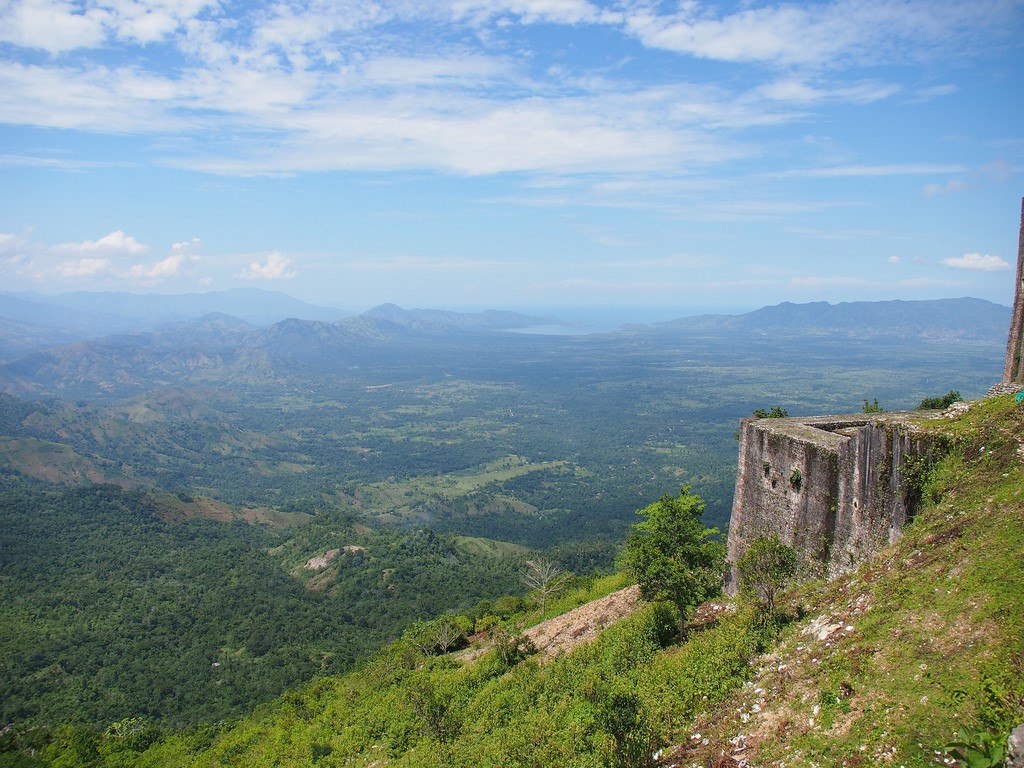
736;534;798;615
918;390;962;410
753;407;788;419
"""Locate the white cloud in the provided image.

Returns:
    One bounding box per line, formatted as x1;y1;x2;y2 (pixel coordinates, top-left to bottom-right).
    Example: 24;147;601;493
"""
128;251;199;281
624;4;849;66
171;237;201;253
240;250;297;280
0;0;109;53
0;0;217;53
942;253;1012;271
3;0;1007;70
105;0;213;44
59;257;113;277
53;230;149;256
0;231;26;253
0;231;208;288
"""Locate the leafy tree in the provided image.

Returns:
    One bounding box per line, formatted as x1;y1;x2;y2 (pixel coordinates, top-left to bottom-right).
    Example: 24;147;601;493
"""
752;406;788;419
404;615;473;656
736;535;798;615
523;557;570;618
863;398;884;413
918;390;962;410
621;488;725;618
492;595;529;618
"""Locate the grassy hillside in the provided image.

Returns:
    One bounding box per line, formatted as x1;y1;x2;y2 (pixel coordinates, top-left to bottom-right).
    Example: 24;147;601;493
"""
11;394;1020;767
663;393;1024;765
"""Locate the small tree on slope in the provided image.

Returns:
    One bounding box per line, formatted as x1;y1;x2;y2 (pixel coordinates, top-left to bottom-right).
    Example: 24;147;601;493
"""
736;534;797;616
621;487;725;619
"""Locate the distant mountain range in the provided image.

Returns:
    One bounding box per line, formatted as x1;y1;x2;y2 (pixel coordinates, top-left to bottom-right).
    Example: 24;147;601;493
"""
0;288;353;356
0;291;567;360
0;298;560;397
0;294;1009;399
658;297;1009;342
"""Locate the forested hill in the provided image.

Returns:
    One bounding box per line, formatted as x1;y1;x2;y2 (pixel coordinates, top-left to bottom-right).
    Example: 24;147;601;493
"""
0;476;529;727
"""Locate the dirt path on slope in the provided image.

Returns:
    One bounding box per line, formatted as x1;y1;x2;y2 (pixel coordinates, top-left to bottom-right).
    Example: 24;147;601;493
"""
523;584;643;659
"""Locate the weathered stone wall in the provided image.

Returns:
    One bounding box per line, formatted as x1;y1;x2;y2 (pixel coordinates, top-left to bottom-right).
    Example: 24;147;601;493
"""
725;412;940;591
1002;198;1024;385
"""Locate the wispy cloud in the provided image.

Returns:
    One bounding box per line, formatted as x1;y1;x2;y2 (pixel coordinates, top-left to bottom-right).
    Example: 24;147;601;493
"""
584;253;720;269
923;179;970;196
789;275;876;289
450;0;612;26
620;0;1017;67
777;163;968;179
785;226;887;240
0;0;1015;179
789;275;956;289
922;161;1014;196
910;83;960;103
0;153;127;171
342;255;503;271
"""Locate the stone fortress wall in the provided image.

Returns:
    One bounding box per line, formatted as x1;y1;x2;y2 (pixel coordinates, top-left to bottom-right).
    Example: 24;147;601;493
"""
726;197;1024;589
725;412;939;591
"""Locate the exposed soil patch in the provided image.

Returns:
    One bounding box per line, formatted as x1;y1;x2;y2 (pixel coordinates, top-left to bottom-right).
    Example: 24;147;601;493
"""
524;585;643;658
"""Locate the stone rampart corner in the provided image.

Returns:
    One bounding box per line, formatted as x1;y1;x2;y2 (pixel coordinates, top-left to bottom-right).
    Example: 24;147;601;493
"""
725;411;941;592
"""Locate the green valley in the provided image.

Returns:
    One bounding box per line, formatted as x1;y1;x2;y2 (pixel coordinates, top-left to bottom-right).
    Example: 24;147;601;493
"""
0;297;1015;766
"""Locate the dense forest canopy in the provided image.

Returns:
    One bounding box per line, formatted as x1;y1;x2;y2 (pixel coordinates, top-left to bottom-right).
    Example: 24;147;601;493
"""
0;476;527;726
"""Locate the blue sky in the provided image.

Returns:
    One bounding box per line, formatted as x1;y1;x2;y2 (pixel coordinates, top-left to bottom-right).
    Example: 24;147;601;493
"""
1;0;1022;313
